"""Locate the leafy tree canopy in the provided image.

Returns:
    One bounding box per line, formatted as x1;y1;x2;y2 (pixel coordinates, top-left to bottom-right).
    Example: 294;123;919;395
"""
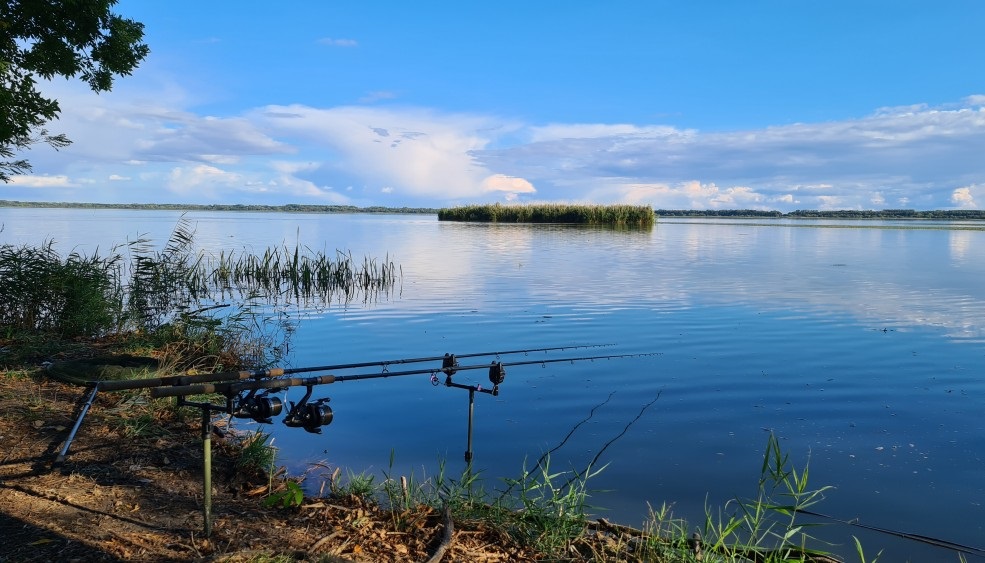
1;0;148;181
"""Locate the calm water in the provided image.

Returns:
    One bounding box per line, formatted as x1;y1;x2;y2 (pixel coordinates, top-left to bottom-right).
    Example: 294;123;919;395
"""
3;208;984;560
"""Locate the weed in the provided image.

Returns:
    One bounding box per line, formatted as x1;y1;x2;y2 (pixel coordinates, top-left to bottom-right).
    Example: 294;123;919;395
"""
116;412;157;438
235;429;277;478
264;480;304;510
329;469;377;498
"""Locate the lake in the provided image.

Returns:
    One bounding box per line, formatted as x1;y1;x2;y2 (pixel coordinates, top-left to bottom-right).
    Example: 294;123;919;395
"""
2;208;984;560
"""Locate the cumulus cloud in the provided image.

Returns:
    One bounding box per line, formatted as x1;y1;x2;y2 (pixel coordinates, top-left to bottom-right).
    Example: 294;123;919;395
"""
254;104;522;200
480;174;536;200
951;186;979;208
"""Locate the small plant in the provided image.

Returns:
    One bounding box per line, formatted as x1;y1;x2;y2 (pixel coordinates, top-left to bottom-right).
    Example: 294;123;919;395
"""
329;468;377;498
236;429;277;479
117;412;156;438
685;432;840;561
263;480;304;509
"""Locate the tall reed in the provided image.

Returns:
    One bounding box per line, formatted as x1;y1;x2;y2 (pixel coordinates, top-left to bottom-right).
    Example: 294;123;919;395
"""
0;240;123;338
1;217;399;371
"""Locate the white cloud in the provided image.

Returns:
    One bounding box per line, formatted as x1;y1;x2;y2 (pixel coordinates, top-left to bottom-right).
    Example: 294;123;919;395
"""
480;174;536;197
528;123;690;142
477;98;985;210
200;154;241;165
615;181;768;210
108;174;131;181
7;175;76;188
963;95;985;107
166;164;245;199
317;37;358;47
256;104;520;200
951;186;979;209
270;160;320;174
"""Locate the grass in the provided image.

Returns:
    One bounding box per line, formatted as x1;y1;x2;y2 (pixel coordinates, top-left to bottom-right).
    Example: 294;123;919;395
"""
438;202;655;227
300;434;867;562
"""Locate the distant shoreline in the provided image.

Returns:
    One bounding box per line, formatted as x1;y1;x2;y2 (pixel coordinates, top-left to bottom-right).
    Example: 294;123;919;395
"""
1;200;983;220
0;200;440;214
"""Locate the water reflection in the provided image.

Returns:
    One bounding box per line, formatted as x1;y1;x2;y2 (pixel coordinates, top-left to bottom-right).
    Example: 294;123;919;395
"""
950;229;973;261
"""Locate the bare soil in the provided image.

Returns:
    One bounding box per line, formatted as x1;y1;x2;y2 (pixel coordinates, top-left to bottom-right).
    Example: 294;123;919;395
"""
0;376;544;562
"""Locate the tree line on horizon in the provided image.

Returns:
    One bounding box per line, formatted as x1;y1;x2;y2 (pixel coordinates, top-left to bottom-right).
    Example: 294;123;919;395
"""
0;200;439;214
654;208;985;219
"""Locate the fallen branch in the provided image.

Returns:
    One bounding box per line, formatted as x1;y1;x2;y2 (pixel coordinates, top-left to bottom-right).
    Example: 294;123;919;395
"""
424;504;454;563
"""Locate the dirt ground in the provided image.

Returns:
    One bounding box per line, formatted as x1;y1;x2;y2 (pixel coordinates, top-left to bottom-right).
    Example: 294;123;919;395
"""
0;376;549;562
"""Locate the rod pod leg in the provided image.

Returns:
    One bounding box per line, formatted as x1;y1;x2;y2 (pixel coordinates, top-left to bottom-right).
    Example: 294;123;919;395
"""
465;388;475;465
55;384;100;466
201;407;213;537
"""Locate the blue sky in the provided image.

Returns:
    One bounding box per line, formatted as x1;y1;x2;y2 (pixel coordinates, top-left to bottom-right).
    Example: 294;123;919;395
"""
7;1;985;210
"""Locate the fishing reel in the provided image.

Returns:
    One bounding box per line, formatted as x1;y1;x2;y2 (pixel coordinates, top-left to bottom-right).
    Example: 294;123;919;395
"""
283;385;333;434
231;390;283;424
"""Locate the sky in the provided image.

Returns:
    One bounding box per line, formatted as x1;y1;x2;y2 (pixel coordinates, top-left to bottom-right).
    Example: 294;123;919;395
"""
5;1;985;211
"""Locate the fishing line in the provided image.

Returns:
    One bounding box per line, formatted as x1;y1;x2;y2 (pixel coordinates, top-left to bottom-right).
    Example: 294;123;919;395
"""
795;508;985;557
497;391;618;502
561;391;662;490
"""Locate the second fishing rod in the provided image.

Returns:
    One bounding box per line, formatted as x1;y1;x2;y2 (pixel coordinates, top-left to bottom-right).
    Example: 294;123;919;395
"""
149;351;651;398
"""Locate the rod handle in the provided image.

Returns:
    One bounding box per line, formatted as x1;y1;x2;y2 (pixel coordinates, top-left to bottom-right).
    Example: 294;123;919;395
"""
150;374;337;398
95;368;286;391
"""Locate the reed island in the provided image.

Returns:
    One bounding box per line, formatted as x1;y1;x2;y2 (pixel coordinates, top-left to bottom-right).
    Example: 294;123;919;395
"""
438;203;656;227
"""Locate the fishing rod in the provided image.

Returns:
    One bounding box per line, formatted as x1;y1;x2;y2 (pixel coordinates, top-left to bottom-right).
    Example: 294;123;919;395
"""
148;352;646;398
86;343;614;391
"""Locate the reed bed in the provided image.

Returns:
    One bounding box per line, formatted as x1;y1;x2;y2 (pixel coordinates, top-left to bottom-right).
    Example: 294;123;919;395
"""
210;247;398;305
438;203;655;227
0;240;122;337
1;217;398;346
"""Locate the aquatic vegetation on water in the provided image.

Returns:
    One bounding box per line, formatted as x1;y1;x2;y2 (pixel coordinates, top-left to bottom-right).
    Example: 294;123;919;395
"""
438;202;655;227
0;216;398;371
